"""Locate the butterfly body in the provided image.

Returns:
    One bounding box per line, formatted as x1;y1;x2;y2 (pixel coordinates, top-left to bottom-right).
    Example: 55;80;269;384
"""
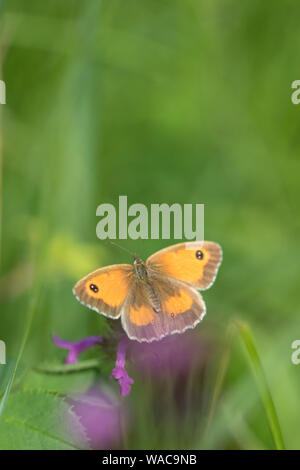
132;257;162;313
73;241;222;342
133;257;148;281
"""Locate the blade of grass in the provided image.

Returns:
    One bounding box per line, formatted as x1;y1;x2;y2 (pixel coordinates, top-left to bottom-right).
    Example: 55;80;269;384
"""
0;294;37;418
0;25;11;267
206;320;285;450
206;323;236;431
235;321;285;450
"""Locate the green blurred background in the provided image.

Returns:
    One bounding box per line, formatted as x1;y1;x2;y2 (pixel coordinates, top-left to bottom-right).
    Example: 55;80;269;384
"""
0;0;300;450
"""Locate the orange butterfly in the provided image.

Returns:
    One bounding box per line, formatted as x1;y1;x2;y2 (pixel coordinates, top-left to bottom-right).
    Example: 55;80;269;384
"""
73;241;222;343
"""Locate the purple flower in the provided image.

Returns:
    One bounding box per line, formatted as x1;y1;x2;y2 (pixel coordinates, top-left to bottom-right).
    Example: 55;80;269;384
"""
128;331;209;378
52;334;103;364
53;330;205;397
67;386;128;449
53;333;134;396
110;337;134;397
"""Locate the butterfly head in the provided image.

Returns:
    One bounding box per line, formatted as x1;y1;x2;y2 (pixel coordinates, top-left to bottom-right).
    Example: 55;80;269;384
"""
133;256;147;280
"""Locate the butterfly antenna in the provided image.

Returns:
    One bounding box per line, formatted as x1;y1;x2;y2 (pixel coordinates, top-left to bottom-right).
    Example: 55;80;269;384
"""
104;240;137;258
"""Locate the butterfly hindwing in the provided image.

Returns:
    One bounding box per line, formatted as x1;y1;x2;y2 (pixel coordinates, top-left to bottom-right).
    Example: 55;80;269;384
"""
121;276;206;342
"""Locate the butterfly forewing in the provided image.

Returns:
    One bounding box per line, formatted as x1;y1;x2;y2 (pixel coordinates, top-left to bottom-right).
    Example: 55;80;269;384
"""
73;264;134;319
146;241;222;290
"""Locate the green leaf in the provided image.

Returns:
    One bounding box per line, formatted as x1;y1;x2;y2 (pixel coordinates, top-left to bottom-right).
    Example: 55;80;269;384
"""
35;358;102;374
24;367;97;395
0;390;89;450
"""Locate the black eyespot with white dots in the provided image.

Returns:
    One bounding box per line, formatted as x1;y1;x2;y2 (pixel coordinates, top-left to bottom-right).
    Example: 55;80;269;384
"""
89;283;99;293
195;250;204;260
